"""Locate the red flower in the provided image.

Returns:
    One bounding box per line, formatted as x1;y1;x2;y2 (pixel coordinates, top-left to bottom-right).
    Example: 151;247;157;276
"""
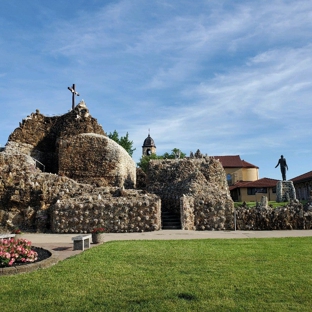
91;227;105;234
11;229;22;234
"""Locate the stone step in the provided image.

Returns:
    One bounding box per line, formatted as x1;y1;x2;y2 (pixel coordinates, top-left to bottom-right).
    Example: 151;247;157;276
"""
161;216;180;222
162;216;180;222
162;221;180;225
161;210;181;229
162;225;182;230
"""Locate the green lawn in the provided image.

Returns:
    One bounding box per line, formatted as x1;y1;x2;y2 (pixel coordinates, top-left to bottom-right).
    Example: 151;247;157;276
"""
1;238;312;311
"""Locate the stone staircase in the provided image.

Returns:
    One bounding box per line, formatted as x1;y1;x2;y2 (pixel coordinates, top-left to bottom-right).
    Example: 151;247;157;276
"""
161;211;181;229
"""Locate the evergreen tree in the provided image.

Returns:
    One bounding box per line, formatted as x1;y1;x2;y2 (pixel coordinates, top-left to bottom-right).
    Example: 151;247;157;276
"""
108;130;136;157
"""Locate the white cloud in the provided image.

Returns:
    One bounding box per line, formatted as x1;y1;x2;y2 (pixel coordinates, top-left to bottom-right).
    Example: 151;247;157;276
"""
1;0;312;179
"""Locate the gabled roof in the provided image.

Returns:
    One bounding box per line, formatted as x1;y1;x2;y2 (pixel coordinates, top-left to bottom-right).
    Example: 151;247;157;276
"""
242;160;259;169
229;177;279;190
213;155;243;168
291;171;312;183
213;155;258;169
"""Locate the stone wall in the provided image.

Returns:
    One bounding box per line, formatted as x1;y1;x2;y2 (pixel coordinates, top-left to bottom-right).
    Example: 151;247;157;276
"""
136;168;147;189
235;200;312;230
146;157;234;230
295;182;312;201
180;196;195;230
58;133;136;188
0;147;160;233
0;150;52;232
51;189;161;233
2;139;311;232
4;101;310;234
0;102;142;233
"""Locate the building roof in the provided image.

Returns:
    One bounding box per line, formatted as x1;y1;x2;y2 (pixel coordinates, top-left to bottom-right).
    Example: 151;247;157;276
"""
142;134;156;148
291;170;312;183
242;160;259;169
229;177;279;190
213;155;243;167
213;155;258;169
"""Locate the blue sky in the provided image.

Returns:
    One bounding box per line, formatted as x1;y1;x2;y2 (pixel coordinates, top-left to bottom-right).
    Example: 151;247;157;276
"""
0;0;311;180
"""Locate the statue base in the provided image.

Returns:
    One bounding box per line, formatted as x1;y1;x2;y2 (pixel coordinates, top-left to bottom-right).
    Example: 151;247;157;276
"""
276;181;296;202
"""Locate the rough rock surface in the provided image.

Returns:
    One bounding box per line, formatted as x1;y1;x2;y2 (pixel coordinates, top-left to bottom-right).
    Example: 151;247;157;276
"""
235;197;312;230
6;101;136;189
146;157;234;230
51;189;161;233
0;102;151;233
8;102;105;173
0;146;160;233
4;100;306;233
58;133;136;188
276;181;296;202
136;168;147;189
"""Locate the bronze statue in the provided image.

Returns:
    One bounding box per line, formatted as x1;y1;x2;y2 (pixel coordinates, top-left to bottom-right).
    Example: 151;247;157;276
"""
275;155;288;181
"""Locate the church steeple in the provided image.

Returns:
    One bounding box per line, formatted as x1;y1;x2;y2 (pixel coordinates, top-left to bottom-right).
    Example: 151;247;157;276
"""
142;132;156;156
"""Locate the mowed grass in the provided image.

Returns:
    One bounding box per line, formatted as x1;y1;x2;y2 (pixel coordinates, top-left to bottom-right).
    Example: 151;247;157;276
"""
1;238;312;312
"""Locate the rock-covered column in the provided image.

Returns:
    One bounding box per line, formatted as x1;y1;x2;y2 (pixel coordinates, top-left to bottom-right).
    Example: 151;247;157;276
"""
276;181;296;202
180;196;195;230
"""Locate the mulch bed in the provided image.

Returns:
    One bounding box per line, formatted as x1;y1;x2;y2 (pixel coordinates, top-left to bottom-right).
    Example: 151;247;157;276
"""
1;247;51;268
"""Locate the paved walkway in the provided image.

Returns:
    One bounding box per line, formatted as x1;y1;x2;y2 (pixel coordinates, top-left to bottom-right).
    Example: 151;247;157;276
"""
22;230;312;261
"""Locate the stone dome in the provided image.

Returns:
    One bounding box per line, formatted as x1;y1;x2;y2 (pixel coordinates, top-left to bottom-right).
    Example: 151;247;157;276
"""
142;134;156;148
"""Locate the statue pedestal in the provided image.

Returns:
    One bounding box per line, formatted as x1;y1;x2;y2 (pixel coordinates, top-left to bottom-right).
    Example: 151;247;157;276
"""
276;181;296;202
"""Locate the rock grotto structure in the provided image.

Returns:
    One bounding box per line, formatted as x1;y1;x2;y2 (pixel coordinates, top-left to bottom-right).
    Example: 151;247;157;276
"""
0;101;235;233
1;100;312;233
145;158;234;230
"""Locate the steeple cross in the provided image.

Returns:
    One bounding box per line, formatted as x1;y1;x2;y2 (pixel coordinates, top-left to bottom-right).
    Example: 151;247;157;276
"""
68;84;80;110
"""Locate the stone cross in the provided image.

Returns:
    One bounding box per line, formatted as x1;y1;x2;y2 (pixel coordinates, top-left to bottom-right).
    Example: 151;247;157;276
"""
68;84;80;110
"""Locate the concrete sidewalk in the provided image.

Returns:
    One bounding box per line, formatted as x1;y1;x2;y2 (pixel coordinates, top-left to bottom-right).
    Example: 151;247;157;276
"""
21;229;312;261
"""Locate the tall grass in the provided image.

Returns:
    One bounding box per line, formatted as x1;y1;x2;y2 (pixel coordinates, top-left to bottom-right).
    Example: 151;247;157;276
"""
1;238;312;311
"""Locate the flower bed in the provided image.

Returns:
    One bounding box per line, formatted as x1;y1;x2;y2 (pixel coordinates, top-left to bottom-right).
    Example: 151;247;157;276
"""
91;227;105;234
0;238;38;267
11;228;22;235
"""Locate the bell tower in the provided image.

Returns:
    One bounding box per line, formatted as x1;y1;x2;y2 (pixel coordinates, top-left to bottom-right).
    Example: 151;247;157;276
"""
142;131;156;156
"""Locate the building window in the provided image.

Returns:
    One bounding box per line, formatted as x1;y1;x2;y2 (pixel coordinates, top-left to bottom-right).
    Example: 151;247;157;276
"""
247;187;267;195
247;188;256;195
227;174;232;186
272;187;276;194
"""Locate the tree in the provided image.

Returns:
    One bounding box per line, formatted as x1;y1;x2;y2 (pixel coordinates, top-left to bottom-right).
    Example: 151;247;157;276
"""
108;130;119;142
163;148;186;159
108;130;136;157
137;148;186;172
137;153;162;172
